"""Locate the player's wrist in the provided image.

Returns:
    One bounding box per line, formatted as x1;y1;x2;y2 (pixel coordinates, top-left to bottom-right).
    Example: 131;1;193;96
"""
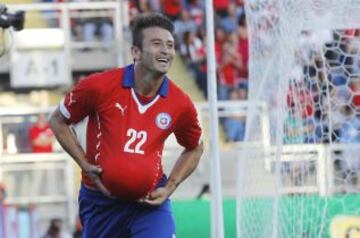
79;160;92;172
164;179;179;196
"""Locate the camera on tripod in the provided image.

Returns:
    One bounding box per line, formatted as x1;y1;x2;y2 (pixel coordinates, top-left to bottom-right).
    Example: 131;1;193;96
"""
0;4;25;31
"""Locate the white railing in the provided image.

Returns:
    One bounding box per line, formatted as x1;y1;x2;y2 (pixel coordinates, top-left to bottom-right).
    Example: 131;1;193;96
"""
6;1;130;66
0;152;76;233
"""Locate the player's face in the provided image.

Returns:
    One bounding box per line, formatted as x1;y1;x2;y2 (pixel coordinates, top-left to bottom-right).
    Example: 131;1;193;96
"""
133;27;175;74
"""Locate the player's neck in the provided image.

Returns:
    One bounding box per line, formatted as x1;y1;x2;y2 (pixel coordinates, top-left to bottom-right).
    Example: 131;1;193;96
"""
134;63;164;97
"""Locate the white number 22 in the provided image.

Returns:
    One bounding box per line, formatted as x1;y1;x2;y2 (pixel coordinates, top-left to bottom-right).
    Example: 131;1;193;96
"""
123;128;147;154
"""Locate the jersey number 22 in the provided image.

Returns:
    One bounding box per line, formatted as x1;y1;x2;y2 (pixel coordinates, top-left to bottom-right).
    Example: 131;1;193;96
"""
124;128;147;154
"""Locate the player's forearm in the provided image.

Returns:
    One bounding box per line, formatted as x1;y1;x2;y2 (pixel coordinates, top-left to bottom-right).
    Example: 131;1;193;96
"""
49;108;88;170
165;142;204;195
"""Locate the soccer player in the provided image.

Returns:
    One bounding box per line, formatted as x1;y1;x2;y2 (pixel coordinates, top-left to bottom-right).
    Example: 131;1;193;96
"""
50;13;203;238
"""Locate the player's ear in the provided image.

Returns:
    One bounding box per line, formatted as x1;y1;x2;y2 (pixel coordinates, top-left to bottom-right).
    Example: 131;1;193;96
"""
131;45;141;61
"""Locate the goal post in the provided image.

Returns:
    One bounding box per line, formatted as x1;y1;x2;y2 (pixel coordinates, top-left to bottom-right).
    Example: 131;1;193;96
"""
238;0;360;237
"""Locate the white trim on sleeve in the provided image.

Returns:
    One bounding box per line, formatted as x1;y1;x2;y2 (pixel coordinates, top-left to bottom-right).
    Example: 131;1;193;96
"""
60;100;71;119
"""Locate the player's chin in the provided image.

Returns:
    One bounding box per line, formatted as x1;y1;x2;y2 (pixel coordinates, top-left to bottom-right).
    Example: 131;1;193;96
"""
154;67;169;75
155;63;171;73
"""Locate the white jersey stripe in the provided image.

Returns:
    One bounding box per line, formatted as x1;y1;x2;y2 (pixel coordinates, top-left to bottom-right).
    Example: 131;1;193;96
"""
59;100;71;119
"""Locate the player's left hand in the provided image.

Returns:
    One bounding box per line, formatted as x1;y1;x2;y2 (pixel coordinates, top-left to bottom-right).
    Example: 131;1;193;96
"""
138;187;171;206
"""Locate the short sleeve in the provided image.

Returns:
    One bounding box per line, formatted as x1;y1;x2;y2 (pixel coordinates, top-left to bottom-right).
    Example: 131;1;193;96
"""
60;76;98;124
174;97;202;150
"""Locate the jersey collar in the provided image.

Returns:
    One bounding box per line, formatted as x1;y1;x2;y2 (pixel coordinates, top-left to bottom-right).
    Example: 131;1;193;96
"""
122;64;169;97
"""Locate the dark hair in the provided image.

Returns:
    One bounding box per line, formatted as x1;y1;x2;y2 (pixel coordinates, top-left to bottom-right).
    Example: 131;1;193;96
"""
46;218;62;236
132;13;174;49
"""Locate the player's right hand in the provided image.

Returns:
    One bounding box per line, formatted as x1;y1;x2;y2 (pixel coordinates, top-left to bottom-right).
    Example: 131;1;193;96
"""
83;163;113;198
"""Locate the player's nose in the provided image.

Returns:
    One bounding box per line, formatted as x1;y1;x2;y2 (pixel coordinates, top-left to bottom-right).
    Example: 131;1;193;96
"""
160;44;173;55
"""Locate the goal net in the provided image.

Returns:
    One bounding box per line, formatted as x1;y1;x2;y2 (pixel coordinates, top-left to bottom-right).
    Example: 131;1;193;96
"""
237;0;360;237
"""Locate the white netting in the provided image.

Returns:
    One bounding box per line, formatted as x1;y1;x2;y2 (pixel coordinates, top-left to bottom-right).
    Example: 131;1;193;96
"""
237;0;360;237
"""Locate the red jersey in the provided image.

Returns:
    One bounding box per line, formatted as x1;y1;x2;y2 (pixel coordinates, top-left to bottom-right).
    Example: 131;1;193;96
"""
287;86;314;118
60;65;202;200
213;0;229;10
350;83;360;108
29;125;54;153
162;0;182;17
238;38;249;78
220;63;238;86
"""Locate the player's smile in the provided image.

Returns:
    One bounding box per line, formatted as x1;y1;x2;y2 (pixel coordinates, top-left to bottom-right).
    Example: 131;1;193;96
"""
156;57;170;67
156;58;169;64
153;45;173;71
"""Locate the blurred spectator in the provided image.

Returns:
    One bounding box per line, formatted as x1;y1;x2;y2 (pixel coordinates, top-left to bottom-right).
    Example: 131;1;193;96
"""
43;218;72;238
148;0;161;12
350;77;360;111
1;127;7;152
218;32;243;100
161;0;182;21
304;113;324;143
213;0;230;18
29;113;54;153
28;114;59;197
237;14;249;79
338;105;360;185
185;0;204;27
339;106;360;143
283;106;305;144
41;0;62;28
0;182;5;203
214;27;226;64
282;106;309;186
287;80;314;119
180;31;207;95
77;1;114;50
224;87;247;142
174;10;198;47
131;0;152;13
330;85;352;140
72;216;83;238
234;0;245;18
129;2;140;25
221;3;239;33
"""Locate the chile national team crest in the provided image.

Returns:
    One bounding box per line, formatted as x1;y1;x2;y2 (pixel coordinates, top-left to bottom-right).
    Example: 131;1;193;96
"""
155;113;171;130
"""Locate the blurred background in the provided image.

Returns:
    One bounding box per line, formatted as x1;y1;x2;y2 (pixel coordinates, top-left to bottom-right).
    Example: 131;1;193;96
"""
1;0;360;238
0;0;248;237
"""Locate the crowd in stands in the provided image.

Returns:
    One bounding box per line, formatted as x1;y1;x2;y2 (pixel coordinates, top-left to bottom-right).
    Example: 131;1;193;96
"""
284;29;360;146
282;29;360;186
